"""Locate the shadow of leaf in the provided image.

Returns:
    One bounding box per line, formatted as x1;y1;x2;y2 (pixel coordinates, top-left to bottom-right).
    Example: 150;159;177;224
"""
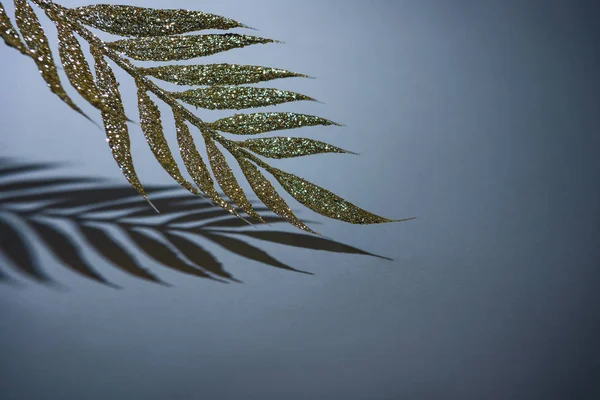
163;231;238;282
125;228;221;282
198;215;309;229
25;218;118;288
78;224;166;285
201;231;313;275
0;159;391;286
0;215;53;283
224;230;393;261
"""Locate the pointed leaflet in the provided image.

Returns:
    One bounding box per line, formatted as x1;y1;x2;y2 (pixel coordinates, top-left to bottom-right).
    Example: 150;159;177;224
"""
125;229;215;281
239;137;352;159
71;4;247;37
108;34;275;61
78;224;163;284
0;216;52;282
0;2;28;55
26;219;115;286
233;230;386;258
163;232;236;281
210;112;341;135
139;64;308;87
269;167;405;224
173;111;241;219
202;231;312;274
54;20;118;117
137;84;203;197
172;86;315;110
236;158;316;234
91;48;148;201
205;137;263;221
13;0;87;118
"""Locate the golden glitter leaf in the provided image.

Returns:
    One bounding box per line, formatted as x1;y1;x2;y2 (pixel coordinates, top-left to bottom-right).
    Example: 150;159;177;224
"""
270;168;398;225
2;0;407;232
92;47;148;201
13;0;88;119
108;34;275;61
70;4;247;37
0;2;29;55
139;64;308;86
239;137;353;159
209;112;341;135
172;87;316;110
237;158;316;234
173;111;240;217
55;22;118;117
137;85;202;197
205;138;263;221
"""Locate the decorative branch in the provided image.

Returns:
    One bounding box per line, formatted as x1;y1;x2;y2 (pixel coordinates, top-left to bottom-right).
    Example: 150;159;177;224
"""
1;1;414;235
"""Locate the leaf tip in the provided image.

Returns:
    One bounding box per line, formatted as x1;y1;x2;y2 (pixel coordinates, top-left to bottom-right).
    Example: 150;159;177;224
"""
145;196;160;214
390;217;417;223
240;23;258;31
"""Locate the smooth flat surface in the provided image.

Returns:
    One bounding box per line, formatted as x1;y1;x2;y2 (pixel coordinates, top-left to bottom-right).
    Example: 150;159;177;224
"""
1;1;599;399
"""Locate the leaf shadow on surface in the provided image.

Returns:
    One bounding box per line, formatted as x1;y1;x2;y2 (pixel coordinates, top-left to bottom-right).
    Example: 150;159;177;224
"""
0;158;391;287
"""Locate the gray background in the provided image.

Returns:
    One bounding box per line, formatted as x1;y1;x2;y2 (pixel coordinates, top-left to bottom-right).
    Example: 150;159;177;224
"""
1;0;599;399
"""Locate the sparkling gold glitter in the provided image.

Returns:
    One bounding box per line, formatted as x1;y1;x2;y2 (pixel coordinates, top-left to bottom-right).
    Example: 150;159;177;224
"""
239;137;352;159
237;159;315;234
139;64;307;87
2;0;403;231
55;23;109;113
137;84;201;196
108;34;275;61
92;47;147;200
0;3;29;55
270;168;394;224
172;86;315;110
205;138;262;221
70;4;247;37
13;0;86;118
174;111;240;217
209;112;341;135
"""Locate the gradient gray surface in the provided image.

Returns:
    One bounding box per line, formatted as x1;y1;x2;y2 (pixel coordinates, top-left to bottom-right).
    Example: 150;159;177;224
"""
1;1;599;399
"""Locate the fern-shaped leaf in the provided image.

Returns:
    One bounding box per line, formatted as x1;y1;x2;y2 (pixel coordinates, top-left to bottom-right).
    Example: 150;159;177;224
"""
78;224;164;284
137;85;202;198
139;64;307;86
205;138;263;221
209;112;341;135
91;47;149;202
201;231;312;275
239;137;353;159
125;228;217;281
174;111;239;217
163;231;237;282
26;218;116;287
13;0;88;119
108;34;275;61
0;215;52;282
236;158;316;234
70;4;247;37
172;86;315;110
269;167;409;225
0;2;28;55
